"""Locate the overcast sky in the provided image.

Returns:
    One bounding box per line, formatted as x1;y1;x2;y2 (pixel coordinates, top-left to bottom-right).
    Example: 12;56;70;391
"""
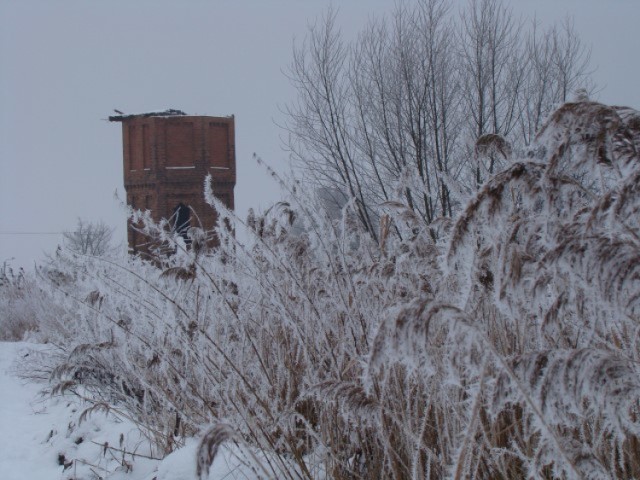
1;0;639;270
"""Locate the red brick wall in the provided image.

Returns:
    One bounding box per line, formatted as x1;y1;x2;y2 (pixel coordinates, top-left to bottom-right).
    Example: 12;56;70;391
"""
121;115;235;253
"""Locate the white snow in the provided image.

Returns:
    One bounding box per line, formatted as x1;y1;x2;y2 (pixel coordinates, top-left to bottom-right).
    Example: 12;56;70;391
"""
0;342;260;480
0;342;63;480
155;439;263;480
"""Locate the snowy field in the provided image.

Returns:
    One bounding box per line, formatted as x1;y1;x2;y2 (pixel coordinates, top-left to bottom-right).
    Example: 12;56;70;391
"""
0;342;259;480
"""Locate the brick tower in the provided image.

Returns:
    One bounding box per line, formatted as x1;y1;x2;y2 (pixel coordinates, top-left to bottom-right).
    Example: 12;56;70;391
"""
110;109;235;253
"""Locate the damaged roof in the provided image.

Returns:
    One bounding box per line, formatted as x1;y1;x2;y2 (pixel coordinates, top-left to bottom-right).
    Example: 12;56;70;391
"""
108;109;187;122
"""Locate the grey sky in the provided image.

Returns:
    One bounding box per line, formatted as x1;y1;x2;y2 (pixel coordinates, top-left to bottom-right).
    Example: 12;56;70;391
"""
1;0;638;270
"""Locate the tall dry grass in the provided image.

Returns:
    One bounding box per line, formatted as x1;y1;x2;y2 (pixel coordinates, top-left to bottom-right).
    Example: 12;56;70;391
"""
21;99;640;479
0;262;62;341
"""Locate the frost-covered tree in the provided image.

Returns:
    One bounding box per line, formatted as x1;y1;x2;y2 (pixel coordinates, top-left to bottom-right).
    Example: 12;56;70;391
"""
285;0;592;239
62;218;115;256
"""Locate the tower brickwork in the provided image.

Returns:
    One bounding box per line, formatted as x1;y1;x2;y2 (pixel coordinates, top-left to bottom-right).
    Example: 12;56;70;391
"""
110;110;235;253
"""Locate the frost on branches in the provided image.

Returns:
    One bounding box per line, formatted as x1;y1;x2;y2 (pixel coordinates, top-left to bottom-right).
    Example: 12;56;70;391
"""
24;99;640;479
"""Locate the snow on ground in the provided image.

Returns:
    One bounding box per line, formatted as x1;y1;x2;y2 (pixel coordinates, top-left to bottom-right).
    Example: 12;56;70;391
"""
0;342;64;479
0;342;260;480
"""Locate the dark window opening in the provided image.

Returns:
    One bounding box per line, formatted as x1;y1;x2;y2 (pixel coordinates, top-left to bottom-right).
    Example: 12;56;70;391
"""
172;203;191;245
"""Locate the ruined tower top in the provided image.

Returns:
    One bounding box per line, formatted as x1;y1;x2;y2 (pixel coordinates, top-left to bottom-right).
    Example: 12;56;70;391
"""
111;109;236;253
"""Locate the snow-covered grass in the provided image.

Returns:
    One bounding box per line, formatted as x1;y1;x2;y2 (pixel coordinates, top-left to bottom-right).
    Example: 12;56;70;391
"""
0;341;157;480
8;99;640;479
0;265;46;341
0;341;273;480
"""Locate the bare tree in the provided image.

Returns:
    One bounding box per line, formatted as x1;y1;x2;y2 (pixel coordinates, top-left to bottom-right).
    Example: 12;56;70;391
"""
63;218;115;256
286;0;460;235
349;0;460;226
286;8;380;240
517;17;592;146
459;0;525;188
285;0;593;238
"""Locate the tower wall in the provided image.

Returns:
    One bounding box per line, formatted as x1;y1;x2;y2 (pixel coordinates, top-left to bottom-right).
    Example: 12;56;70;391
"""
113;112;235;253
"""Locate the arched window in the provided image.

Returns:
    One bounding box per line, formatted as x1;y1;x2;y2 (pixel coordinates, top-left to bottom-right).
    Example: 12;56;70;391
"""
172;203;191;244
